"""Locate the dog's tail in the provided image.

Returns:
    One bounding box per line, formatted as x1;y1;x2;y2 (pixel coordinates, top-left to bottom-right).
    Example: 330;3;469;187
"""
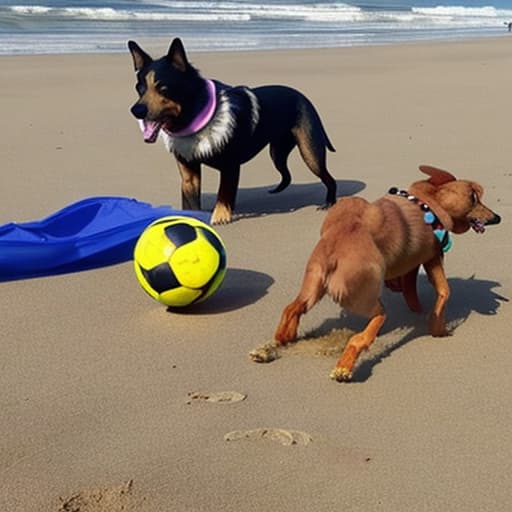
324;132;335;153
289;91;336;155
306;100;335;152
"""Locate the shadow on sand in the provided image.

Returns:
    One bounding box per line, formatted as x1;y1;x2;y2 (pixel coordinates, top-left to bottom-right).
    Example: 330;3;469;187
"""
166;267;274;315
282;274;508;382
202;179;365;220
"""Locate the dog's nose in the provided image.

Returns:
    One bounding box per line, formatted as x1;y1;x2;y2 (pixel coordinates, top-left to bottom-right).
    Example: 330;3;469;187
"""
131;103;147;119
487;213;501;225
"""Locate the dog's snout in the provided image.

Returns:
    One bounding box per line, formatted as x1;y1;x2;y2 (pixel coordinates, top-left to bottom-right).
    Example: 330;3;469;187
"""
131;103;147;120
487;213;501;226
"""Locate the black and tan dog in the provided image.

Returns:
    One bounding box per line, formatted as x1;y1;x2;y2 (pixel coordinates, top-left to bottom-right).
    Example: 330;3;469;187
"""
128;38;337;224
272;165;501;381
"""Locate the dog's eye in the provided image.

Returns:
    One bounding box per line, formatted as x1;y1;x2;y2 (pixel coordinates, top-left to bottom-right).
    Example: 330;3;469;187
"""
158;85;169;95
471;190;479;205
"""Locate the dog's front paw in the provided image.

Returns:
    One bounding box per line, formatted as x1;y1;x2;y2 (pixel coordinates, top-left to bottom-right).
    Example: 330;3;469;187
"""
329;366;353;382
431;328;451;338
429;316;450;337
211;204;233;225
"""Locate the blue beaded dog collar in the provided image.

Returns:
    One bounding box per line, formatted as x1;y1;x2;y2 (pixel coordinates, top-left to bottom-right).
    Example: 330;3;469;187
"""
388;187;452;252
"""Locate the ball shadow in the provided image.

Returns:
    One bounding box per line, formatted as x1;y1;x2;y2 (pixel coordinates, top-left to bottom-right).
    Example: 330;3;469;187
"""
166;267;274;315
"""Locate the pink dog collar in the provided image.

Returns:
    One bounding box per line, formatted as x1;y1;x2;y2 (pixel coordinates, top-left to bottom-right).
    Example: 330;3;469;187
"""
168;79;217;137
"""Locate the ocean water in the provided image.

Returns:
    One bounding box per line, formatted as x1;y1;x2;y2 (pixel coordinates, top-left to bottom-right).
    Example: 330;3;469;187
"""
1;0;512;55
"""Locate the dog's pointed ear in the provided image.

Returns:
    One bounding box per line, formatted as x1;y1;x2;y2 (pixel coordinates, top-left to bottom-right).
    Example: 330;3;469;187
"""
419;165;456;186
167;38;189;72
128;40;152;72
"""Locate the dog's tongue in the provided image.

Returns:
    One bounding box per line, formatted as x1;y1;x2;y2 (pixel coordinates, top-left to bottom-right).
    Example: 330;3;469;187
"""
471;220;486;233
142;120;162;143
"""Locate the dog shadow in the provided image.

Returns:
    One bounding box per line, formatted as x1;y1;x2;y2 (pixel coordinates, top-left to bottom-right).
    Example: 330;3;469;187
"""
311;274;507;382
166;267;274;315
202;180;365;218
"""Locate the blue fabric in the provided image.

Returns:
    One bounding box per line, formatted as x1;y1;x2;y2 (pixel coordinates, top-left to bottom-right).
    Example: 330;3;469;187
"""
0;196;211;281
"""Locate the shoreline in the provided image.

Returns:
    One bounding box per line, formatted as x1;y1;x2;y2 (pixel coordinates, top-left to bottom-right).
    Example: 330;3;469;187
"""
1;28;511;57
0;32;509;60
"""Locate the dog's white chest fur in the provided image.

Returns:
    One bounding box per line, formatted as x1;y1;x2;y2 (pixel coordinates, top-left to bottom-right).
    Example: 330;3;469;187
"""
160;87;259;162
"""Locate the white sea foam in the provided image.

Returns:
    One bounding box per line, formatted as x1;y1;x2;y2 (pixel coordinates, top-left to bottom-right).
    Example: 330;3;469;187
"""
9;5;251;21
2;1;512;55
7;2;365;23
7;2;512;24
11;5;52;14
413;6;501;17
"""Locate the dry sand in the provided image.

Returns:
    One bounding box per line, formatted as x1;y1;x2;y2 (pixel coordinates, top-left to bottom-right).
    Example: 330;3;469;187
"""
1;38;511;511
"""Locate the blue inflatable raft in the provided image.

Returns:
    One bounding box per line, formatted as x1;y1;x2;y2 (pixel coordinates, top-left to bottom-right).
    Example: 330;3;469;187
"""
0;196;210;281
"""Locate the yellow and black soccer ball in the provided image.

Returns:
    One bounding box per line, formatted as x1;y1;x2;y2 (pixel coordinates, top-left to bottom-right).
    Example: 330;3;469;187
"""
133;216;226;307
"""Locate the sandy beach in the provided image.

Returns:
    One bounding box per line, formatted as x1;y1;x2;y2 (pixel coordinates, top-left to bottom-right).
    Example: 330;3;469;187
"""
1;38;511;511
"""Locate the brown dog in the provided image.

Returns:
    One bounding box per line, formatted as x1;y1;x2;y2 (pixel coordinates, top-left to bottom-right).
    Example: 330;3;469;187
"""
273;165;501;381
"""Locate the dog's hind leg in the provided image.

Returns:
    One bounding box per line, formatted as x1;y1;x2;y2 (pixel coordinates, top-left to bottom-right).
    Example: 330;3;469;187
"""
274;259;326;345
330;303;386;382
294;128;337;208
268;133;295;194
385;266;423;313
